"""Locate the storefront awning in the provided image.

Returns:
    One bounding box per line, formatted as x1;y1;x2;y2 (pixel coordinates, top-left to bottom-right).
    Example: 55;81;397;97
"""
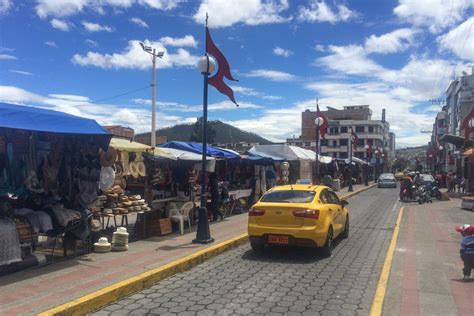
248;145;333;163
439;134;472;147
159;141;240;159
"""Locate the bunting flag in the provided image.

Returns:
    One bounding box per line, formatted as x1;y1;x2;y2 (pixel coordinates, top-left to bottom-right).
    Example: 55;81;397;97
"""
316;103;329;139
367;139;373;156
351;129;360;149
206;27;239;106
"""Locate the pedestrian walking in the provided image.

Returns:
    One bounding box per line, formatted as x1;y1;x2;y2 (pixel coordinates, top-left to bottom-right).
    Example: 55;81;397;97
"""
208;173;224;222
456;224;474;281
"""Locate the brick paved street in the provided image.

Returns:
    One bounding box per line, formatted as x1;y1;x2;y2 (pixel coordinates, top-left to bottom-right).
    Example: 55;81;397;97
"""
92;187;400;315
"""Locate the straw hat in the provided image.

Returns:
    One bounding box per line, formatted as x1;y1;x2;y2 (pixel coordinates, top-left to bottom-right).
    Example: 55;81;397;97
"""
137;161;146;177
113;162;123;177
100;147;117;167
121;152;131;176
114;176;127;190
94;237;111;253
90;218;101;232
129;161;139;179
99;167;115;191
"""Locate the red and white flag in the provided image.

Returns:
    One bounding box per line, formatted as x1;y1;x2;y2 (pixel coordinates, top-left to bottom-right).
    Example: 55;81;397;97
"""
351;129;360;149
316;103;329;139
206;27;238;106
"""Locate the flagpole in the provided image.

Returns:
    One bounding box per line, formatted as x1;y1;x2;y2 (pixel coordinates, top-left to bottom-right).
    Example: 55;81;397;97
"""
348;128;354;192
193;15;214;244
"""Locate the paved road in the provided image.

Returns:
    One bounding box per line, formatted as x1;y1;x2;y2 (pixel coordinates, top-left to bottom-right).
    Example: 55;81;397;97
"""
92;188;401;316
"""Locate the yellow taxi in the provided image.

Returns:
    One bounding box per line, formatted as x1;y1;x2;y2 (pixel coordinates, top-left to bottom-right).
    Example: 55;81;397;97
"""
248;184;349;256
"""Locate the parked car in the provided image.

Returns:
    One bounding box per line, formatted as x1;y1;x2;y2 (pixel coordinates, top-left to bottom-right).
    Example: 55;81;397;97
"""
378;173;397;188
248;184;349;257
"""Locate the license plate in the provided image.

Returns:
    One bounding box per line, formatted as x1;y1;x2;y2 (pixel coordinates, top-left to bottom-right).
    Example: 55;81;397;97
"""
268;235;289;245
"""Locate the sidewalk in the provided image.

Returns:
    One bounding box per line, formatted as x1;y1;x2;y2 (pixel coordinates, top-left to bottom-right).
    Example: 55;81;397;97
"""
383;198;474;316
0;182;373;316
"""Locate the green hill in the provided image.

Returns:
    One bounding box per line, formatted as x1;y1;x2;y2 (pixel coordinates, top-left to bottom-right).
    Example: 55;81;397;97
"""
137;120;273;145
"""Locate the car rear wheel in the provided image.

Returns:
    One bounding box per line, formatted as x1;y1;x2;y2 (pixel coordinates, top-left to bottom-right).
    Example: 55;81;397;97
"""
321;226;333;257
250;242;264;253
341;216;349;239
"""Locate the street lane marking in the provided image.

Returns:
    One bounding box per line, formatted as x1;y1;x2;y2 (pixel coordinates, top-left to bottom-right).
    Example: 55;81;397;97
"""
370;206;404;316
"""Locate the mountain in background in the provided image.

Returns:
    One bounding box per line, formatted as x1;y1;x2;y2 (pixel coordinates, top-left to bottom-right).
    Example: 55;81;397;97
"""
137;120;273;145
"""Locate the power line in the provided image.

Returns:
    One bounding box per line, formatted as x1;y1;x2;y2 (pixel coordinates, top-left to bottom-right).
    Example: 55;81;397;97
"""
87;84;151;104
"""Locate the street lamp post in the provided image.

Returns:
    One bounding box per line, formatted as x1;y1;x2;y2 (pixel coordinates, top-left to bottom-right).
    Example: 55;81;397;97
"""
348;128;354;192
439;145;444;172
374;149;380;180
140;42;164;148
364;144;370;186
314;116;324;184
193;55;216;244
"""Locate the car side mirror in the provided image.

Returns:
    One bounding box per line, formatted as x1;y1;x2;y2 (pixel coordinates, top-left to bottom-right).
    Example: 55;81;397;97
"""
340;200;348;207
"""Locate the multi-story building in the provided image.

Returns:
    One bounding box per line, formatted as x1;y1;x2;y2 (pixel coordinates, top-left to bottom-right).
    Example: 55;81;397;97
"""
287;105;395;167
102;125;134;138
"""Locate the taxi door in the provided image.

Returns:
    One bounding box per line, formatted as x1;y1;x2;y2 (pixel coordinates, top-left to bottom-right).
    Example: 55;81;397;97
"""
319;189;335;228
327;190;344;233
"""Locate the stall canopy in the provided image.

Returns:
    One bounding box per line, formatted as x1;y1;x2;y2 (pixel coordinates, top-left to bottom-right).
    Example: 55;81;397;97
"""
159;141;240;159
344;157;368;165
248;145;332;163
145;147;216;171
0;102;111;148
109;137;152;153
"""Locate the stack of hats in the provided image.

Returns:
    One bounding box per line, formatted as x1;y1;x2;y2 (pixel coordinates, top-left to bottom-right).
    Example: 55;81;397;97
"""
111;227;129;251
94;237;111;253
101;186;151;215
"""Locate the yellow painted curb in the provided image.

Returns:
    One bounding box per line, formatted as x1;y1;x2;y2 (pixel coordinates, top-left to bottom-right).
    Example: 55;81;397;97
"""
40;183;375;316
39;233;248;316
340;183;377;200
370;206;404;316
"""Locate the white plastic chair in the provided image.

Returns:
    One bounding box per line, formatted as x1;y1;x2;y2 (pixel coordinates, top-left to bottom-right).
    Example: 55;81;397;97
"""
170;202;194;235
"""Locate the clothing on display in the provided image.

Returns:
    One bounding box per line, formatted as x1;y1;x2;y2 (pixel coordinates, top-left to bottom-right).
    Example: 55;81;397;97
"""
0;218;22;266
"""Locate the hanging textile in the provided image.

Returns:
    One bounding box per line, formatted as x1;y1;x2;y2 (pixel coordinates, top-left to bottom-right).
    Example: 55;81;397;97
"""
0;218;22;266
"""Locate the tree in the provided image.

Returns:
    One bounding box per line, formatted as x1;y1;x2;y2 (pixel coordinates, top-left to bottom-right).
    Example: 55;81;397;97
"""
189;117;217;144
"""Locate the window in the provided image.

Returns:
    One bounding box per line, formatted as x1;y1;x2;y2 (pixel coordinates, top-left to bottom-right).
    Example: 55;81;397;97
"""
330;127;339;134
339;152;348;158
305;142;310;147
327;191;340;204
319;189;330;204
320;139;328;146
340;126;348;133
340;139;348;146
261;190;316;203
368;126;374;133
355;126;365;133
359;139;365;146
332;140;337;147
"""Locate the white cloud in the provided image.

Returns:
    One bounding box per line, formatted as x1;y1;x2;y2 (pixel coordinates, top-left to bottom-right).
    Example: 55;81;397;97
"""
85;39;98;47
0;0;11;14
297;0;357;24
159;35;197;47
71;39;199;70
244;69;297;81
50;18;72;31
44;41;58;48
130;17;148;28
82;21;113;32
131;98;261;112
36;0;181;18
437;17;474;62
273;46;293;57
0;86;45;104
9;70;33;76
365;28;417;54
0;54;16;60
193;0;290;28
394;0;473;33
315;44;326;52
231;85;282;100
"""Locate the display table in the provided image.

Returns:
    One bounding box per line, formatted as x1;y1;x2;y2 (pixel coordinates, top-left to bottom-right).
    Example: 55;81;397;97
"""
225;189;252;216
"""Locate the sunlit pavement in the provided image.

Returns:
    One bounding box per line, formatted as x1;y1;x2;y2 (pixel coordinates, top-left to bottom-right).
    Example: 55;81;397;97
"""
383;198;474;316
92;188;401;315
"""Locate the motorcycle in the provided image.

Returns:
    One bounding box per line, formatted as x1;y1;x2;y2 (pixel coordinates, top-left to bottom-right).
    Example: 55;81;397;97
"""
400;185;417;202
426;182;442;200
416;184;432;204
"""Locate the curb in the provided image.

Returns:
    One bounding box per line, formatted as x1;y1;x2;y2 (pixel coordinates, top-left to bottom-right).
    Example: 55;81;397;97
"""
39;234;248;316
40;184;375;315
340;183;377;200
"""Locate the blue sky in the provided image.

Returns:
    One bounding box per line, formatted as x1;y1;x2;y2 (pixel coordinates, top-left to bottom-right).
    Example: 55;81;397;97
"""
0;0;473;147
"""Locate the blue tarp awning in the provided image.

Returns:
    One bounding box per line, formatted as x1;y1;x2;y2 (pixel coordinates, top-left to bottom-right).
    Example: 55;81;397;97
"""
244;149;286;163
0;102;111;148
159;141;240;159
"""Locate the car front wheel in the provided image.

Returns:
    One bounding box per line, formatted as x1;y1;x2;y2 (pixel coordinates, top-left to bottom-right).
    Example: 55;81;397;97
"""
341;216;349;239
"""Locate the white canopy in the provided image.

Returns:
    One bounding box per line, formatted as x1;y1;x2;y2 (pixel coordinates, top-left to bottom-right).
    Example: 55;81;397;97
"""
249;144;333;164
153;147;216;171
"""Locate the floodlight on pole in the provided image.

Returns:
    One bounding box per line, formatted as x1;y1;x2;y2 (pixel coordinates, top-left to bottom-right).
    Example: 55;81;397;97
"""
139;41;164;148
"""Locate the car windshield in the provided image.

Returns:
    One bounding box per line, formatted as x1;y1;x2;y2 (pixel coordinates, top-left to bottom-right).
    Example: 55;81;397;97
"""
260;190;316;203
379;174;394;179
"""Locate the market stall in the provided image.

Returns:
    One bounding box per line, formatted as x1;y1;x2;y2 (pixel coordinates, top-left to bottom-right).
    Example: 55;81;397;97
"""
0;102;112;274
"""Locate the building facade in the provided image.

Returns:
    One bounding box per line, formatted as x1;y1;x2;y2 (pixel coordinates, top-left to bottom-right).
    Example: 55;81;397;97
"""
287;105;395;168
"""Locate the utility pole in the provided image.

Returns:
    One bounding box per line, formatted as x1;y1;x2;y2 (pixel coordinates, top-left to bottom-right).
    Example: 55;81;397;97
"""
140;42;164;148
